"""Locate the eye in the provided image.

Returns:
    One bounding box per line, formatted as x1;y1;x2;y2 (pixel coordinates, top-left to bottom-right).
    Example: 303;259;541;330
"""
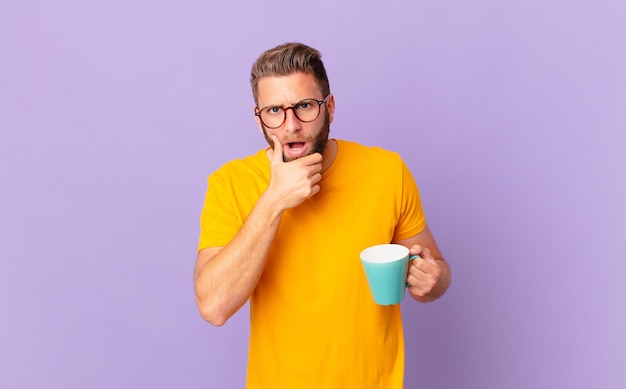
265;107;283;115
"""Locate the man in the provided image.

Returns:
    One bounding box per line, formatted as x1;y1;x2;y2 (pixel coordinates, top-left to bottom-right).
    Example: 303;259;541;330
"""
194;42;451;388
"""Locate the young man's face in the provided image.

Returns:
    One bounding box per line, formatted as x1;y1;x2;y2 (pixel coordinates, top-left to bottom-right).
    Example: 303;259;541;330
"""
255;72;334;162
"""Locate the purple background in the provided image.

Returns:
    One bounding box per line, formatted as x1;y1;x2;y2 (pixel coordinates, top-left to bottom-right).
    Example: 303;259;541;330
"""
1;1;625;388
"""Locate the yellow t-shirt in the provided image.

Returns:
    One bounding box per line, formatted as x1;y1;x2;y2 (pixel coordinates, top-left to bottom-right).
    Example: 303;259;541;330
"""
198;139;426;389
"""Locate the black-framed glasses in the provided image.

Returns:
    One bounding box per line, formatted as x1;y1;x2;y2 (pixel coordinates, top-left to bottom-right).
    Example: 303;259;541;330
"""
255;95;330;129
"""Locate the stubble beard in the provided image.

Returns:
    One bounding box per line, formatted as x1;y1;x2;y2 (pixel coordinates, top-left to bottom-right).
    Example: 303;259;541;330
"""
262;110;330;162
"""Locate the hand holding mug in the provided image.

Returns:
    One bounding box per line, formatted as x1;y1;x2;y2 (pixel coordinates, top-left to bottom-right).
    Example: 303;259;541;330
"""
406;245;443;299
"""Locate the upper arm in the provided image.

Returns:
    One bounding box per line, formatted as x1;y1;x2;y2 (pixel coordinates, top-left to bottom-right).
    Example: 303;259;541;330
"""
393;157;426;243
393;224;443;259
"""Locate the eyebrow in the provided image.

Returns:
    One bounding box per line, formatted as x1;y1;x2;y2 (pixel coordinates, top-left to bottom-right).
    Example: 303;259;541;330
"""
259;97;320;110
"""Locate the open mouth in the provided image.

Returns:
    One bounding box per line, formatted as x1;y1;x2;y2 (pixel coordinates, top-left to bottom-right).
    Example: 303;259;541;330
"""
287;142;306;150
283;141;310;159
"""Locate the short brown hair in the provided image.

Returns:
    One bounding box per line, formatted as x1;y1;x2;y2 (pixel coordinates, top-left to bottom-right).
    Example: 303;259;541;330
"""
250;42;331;105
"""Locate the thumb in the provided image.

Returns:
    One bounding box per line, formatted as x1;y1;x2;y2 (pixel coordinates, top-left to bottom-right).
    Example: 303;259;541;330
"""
271;135;283;164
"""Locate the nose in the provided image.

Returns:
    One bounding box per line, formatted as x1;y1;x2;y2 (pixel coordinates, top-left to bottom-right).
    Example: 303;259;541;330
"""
283;107;301;133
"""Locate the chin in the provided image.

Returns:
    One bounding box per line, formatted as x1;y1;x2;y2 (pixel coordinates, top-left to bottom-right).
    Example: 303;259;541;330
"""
282;149;312;162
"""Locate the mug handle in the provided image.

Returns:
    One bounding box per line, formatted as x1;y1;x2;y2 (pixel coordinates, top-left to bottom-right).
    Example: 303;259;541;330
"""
406;255;419;287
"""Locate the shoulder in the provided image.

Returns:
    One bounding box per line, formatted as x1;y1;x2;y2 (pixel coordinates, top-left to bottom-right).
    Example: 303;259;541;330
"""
208;149;270;185
336;139;404;167
211;149;268;175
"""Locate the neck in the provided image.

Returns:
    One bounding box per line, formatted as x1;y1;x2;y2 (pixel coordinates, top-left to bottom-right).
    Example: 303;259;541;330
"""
321;139;337;173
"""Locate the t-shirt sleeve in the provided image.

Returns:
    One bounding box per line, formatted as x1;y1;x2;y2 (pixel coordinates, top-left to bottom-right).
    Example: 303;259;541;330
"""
197;171;243;251
393;159;426;241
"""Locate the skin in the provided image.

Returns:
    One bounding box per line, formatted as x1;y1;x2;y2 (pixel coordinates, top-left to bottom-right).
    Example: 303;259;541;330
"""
194;72;450;326
258;99;331;162
395;228;451;303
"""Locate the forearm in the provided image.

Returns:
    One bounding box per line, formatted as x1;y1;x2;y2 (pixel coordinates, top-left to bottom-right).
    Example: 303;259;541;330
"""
194;192;283;326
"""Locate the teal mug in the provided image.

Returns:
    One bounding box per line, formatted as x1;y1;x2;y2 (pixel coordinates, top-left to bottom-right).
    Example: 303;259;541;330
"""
360;244;418;305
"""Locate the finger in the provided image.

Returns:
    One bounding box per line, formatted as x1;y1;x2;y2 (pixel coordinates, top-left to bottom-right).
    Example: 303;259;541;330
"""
308;184;321;198
410;258;442;279
311;172;322;184
299;150;323;166
406;274;422;289
409;245;422;257
270;135;283;164
407;282;430;297
406;274;429;295
408;265;439;287
306;162;323;178
410;245;433;260
411;256;436;270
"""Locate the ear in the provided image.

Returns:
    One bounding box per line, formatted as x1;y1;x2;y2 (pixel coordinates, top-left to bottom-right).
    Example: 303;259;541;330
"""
325;94;336;124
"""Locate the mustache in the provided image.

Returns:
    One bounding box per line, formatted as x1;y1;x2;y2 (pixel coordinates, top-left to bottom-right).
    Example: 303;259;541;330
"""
280;134;315;142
